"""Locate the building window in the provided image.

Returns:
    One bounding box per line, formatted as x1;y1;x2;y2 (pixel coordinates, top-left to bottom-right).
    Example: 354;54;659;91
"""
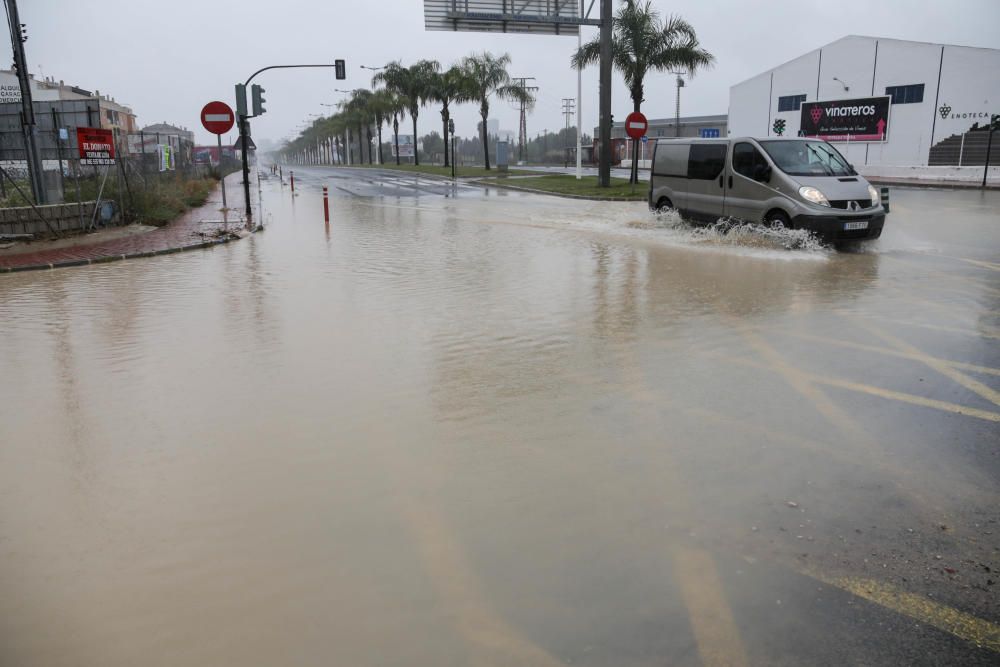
777;94;807;112
885;84;924;104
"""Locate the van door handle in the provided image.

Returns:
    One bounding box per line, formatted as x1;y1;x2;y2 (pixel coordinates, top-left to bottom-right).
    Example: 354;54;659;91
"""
728;175;733;189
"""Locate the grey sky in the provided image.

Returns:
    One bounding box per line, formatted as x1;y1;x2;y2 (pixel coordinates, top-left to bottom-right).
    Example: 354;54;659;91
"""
22;0;1000;148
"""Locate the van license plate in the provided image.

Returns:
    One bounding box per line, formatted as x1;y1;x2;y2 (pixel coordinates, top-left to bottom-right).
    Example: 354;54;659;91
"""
844;221;869;230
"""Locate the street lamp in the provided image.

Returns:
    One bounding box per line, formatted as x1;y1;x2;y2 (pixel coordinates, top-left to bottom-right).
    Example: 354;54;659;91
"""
360;65;387;72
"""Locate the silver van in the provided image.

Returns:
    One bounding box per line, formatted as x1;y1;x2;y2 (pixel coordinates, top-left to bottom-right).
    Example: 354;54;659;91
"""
648;137;886;243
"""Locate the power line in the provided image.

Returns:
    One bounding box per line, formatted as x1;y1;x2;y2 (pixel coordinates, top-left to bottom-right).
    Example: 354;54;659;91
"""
512;77;539;163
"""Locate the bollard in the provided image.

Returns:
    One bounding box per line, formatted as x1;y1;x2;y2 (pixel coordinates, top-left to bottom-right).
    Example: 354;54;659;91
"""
880;186;890;213
290;171;295;192
323;186;329;222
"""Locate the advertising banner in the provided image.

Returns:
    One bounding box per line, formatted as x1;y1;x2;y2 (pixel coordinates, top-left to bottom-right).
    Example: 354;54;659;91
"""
77;127;116;165
392;135;415;158
799;96;890;142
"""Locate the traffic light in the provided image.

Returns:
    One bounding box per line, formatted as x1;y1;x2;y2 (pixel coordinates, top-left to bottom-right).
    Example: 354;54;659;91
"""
251;84;266;116
335;59;346;80
773;118;787;136
235;84;247;117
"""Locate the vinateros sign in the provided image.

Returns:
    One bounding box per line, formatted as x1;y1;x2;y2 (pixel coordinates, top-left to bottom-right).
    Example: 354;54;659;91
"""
799;96;891;142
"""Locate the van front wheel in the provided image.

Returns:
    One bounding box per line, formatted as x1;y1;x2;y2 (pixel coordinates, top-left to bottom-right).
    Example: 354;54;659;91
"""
655;197;674;213
764;210;791;229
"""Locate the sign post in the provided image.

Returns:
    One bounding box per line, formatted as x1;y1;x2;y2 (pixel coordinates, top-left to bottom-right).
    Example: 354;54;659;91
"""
625;111;648;186
200;101;236;210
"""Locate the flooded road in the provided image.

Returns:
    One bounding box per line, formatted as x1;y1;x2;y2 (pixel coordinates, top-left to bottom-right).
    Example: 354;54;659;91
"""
1;166;998;665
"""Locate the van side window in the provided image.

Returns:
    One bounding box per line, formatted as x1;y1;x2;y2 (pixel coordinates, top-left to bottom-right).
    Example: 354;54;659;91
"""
733;142;765;179
687;144;727;180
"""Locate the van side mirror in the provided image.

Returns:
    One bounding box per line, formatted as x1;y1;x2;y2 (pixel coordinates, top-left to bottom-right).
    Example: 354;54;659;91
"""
753;164;771;182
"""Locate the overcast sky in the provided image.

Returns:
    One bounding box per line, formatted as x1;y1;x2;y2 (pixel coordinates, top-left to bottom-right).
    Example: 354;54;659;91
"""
21;0;1000;148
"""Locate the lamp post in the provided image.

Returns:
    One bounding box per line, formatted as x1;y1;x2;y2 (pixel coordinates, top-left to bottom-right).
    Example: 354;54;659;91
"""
671;71;687;138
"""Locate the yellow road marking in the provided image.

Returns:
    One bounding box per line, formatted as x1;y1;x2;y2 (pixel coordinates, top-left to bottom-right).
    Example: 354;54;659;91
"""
806;572;1000;653
404;503;566;667
845;316;1000;408
886;255;1000;298
765;328;1000;377
835;312;1000;341
673;547;750;667
730;356;1000;423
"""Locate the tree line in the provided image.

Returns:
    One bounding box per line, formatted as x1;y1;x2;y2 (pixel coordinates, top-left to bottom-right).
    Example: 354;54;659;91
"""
282;1;713;179
281;52;534;170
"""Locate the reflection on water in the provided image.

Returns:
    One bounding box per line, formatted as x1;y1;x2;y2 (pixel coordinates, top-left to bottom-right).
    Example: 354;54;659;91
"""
0;178;997;666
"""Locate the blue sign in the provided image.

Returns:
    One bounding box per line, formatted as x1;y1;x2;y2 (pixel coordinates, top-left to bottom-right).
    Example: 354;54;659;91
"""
700;128;720;138
641;136;648;143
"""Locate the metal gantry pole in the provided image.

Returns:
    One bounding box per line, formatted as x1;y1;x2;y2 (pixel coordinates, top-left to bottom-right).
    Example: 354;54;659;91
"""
598;0;612;187
984;115;997;189
576;5;583;181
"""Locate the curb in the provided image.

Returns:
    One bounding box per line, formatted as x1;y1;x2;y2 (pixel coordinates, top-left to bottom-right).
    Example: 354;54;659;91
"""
470;179;647;202
0;229;259;274
866;178;1000;191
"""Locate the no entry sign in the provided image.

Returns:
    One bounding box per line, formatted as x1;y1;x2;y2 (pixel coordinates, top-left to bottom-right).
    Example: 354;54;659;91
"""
625;111;648;139
77;127;116;165
201;101;235;135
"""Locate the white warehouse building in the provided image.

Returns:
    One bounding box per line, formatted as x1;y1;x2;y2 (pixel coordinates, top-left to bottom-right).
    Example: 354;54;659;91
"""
729;35;1000;183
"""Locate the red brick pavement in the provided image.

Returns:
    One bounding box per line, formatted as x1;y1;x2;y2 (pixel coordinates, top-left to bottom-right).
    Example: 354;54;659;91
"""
1;175;254;272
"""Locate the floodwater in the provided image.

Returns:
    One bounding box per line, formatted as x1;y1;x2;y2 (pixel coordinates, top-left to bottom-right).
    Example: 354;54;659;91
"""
1;167;998;666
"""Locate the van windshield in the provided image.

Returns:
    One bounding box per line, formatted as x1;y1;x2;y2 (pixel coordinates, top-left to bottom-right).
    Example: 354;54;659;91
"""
759;140;856;177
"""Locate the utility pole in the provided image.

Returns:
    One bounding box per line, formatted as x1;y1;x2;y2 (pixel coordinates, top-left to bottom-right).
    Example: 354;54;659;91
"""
561;98;575;166
576;0;583;180
5;0;46;204
598;0;612;187
512;77;538;164
672;71;687;138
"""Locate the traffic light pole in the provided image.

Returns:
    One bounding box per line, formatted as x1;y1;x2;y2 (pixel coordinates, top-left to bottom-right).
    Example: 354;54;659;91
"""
237;64;343;219
984;114;998;190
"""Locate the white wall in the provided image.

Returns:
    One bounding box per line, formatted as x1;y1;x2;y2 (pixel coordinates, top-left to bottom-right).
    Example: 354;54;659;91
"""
729;36;1000;170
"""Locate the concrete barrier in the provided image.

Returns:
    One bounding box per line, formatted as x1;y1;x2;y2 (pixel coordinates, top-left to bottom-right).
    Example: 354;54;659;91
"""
0;200;115;237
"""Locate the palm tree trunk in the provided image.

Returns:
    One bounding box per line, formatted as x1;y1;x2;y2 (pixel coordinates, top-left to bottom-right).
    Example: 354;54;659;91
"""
481;110;490;170
412;113;419;166
442;106;449;168
393;117;400;165
377;124;384;165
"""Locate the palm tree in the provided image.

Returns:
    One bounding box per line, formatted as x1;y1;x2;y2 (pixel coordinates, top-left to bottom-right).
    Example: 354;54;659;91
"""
369;89;400;166
373;60;439;166
572;1;714;183
429;65;469;168
458;52;534;170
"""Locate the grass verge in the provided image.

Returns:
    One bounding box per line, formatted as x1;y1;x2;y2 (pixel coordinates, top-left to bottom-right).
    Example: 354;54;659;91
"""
477;174;647;200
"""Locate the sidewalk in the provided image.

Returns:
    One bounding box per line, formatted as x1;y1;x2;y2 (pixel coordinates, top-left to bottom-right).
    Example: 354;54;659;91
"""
0;173;256;273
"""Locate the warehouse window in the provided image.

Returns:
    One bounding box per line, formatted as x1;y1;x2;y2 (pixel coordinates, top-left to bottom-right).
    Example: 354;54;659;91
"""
885;84;924;104
777;94;807;112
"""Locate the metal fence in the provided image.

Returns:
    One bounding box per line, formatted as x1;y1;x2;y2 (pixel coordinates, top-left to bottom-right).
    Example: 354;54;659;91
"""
928;129;998;167
0;100;206;214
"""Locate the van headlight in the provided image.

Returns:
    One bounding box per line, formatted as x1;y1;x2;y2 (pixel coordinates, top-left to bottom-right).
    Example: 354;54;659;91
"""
867;185;880;206
798;186;830;207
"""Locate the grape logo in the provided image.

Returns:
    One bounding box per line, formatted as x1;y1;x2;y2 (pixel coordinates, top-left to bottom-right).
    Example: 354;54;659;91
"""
938;104;951;119
810;107;824;124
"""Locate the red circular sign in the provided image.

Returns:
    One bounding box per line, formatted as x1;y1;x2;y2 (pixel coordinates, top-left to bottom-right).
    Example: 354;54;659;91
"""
201;101;235;135
625;111;648;139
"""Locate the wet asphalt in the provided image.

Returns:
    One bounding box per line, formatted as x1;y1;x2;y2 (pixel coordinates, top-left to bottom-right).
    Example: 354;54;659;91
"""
0;165;997;666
